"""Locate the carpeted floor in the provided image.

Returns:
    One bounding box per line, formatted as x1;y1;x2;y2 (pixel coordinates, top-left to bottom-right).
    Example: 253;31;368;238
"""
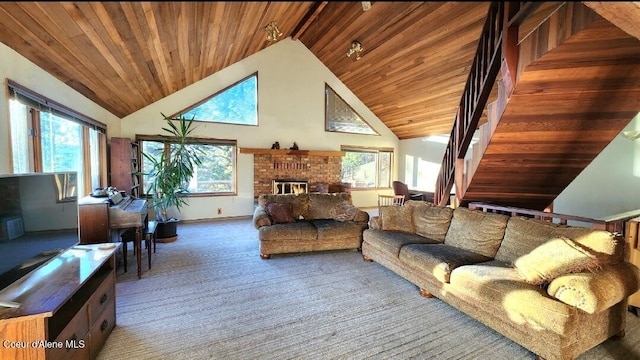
96;218;640;360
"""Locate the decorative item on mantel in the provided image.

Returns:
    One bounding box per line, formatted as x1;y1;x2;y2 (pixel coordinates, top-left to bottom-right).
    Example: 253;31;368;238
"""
271;141;280;149
290;142;299;150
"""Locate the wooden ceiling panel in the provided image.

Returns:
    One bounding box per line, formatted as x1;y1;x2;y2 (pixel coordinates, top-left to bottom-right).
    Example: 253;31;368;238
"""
0;1;489;138
0;2;637;140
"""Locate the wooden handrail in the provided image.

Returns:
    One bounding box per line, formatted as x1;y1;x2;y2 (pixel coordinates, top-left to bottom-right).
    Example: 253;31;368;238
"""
468;202;636;236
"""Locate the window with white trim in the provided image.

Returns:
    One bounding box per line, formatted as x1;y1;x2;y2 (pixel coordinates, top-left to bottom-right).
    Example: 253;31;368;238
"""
341;147;392;189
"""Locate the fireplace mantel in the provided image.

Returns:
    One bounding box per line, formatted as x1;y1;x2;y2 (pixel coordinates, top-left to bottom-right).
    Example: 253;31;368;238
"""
239;148;345;157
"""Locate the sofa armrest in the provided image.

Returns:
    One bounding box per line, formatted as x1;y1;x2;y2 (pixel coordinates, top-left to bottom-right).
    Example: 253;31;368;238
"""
369;216;381;230
547;262;640;314
353;208;370;223
252;205;272;229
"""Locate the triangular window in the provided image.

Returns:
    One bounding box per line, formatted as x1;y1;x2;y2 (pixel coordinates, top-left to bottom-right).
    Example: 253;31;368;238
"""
175;73;258;125
325;84;378;135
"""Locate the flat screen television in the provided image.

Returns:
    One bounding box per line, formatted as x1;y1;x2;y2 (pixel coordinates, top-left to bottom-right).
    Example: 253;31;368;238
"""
0;172;80;293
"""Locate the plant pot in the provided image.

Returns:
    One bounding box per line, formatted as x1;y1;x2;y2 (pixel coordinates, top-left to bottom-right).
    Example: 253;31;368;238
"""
156;218;179;243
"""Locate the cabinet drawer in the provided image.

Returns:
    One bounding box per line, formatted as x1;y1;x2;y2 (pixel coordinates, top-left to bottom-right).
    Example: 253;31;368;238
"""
89;273;115;327
48;303;89;360
90;299;116;359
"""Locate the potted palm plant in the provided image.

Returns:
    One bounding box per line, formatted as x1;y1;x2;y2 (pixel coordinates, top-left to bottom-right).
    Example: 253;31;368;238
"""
142;113;204;241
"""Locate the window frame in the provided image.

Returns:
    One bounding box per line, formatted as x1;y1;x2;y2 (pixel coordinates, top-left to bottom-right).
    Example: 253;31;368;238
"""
136;134;238;197
169;72;259;126
7;80;108;195
325;84;379;136
340;145;394;190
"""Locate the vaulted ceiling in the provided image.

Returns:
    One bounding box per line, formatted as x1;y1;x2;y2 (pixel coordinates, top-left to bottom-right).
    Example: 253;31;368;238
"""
0;2;638;140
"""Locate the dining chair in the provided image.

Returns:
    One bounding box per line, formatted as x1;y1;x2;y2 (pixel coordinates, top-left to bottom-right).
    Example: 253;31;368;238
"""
378;194;405;214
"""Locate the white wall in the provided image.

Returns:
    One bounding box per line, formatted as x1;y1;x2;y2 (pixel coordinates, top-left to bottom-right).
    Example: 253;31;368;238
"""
554;113;640;219
120;38;398;219
398;135;448;192
0;43;121;174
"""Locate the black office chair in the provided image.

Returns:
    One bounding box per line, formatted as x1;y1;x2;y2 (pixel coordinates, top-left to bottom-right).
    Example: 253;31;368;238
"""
392;181;425;202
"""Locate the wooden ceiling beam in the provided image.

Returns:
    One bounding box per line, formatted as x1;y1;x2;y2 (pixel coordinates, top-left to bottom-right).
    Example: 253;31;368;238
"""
291;1;328;41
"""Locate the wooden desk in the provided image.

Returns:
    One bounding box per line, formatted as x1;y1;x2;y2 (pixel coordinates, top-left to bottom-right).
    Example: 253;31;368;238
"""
79;196;149;278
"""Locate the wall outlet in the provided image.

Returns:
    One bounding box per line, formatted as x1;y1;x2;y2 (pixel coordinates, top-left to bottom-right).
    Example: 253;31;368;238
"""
217;208;222;215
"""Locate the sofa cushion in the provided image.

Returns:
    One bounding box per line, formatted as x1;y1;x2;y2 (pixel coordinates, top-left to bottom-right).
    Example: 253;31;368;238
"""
380;205;413;232
265;202;296;224
411;203;453;242
363;229;438;257
496;217;565;263
444;207;509;258
449;260;576;336
258;221;317;241
307;193;352;220
547;262;640;314
513;236;600;285
259;193;309;219
399;243;492;283
313;219;368;240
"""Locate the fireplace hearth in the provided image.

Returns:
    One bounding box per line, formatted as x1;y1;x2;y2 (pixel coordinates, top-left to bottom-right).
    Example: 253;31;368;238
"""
273;179;308;194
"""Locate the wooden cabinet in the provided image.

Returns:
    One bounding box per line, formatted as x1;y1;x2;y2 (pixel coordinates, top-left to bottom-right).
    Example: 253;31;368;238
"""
0;244;119;360
110;137;141;197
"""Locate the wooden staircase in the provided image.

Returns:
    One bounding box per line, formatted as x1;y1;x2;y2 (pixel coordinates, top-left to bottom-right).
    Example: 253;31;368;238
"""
436;2;640;210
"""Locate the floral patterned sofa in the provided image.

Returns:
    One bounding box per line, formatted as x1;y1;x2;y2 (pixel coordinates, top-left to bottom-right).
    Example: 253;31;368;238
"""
362;201;640;360
253;193;369;259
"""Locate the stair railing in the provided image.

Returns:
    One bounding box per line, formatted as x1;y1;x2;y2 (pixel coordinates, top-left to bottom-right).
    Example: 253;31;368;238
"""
434;2;541;206
434;2;503;206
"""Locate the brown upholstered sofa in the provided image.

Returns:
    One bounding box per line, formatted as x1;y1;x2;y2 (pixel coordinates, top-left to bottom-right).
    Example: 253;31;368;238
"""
253;193;369;259
362;201;640;360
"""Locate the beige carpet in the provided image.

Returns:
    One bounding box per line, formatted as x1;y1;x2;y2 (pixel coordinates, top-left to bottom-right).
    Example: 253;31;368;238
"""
97;218;640;360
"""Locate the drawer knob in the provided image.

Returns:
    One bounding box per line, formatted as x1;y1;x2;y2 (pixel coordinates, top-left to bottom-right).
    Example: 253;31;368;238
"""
101;319;109;332
100;293;108;304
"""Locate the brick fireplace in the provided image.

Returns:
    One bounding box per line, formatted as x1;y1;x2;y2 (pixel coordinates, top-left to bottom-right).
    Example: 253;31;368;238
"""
241;148;345;200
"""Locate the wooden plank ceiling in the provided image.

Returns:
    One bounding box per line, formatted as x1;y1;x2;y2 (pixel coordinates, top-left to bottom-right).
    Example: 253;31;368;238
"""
0;2;637;141
0;1;489;139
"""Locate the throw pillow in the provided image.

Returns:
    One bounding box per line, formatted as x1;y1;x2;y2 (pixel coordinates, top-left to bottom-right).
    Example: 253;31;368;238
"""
329;201;359;222
513;236;600;285
265;202;296;224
